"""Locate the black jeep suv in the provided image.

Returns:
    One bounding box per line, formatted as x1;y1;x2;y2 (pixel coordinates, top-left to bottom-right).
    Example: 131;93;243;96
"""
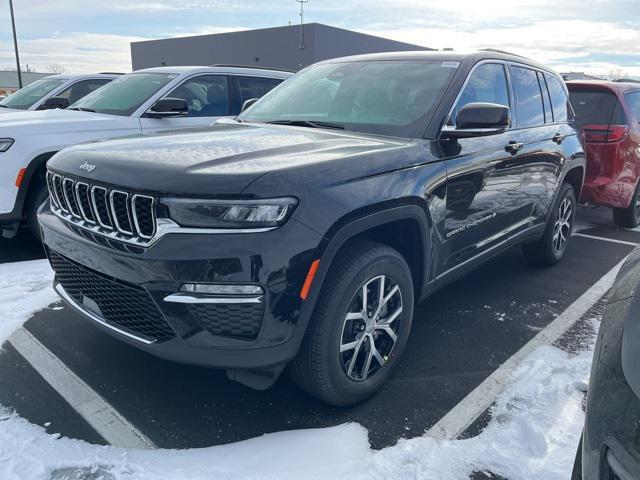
39;51;585;406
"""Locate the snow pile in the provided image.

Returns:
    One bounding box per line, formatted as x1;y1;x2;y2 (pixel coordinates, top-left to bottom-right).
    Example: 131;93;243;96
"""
0;259;57;343
0;259;591;480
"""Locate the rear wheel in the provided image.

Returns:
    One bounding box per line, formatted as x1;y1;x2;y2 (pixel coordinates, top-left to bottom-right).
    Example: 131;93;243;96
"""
613;183;640;228
522;182;576;266
289;240;414;406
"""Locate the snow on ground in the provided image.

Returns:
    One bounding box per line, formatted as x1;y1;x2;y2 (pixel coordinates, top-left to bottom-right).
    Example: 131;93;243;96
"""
0;260;591;480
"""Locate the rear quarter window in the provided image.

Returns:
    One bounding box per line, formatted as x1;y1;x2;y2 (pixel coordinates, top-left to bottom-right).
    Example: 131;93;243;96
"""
625;91;640;122
544;74;569;122
568;88;627;125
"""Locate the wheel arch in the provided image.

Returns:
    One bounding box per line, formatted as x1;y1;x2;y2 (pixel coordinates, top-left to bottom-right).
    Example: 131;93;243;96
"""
297;201;432;332
14;151;58;217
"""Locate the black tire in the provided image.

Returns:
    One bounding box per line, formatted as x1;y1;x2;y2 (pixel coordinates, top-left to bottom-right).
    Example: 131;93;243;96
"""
289;240;414;406
613;183;640;228
25;175;49;242
522;182;576;267
571;433;583;480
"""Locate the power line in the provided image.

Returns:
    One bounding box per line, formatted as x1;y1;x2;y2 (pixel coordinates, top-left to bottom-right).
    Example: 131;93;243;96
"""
296;0;309;49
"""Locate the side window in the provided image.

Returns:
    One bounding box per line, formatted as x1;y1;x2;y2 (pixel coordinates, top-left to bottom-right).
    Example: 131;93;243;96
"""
544;74;569;123
538;73;553;124
449;63;510;125
166;75;231;117
237;76;282;105
509;66;545;127
626;92;640;122
56;79;112;105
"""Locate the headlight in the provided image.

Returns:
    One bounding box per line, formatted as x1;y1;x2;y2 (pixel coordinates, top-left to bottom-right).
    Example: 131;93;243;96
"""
161;197;297;229
0;138;14;152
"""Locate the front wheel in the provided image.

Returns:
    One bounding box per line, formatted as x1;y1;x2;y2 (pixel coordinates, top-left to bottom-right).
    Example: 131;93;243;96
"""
522;182;576;267
289;240;414;406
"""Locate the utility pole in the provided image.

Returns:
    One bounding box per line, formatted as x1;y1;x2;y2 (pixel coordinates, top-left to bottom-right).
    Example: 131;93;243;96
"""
8;0;22;88
296;0;308;49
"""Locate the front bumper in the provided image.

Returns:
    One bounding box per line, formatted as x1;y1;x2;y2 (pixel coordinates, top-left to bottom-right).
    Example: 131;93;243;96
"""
39;206;323;371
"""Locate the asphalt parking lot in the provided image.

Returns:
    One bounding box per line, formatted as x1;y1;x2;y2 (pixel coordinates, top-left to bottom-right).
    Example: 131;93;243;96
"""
0;205;637;452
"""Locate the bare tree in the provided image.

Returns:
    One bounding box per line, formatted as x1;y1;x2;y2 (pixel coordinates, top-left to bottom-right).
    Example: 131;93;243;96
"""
47;64;65;75
23;64;37;73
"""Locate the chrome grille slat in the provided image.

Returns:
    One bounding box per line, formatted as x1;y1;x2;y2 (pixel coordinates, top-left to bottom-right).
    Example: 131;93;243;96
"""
110;190;133;235
63;178;81;218
75;182;96;224
132;194;156;239
48;169;156;246
52;174;68;212
91;186;113;230
46;172;59;209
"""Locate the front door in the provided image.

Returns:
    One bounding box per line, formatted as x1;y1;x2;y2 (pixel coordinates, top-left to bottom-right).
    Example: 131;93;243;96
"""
438;62;530;276
139;74;234;133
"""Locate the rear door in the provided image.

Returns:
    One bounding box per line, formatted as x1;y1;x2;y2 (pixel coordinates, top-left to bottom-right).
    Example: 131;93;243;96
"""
439;62;530;275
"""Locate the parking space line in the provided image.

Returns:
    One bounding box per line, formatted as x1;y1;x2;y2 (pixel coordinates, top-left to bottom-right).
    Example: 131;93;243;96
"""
573;232;639;247
425;258;625;440
8;327;156;449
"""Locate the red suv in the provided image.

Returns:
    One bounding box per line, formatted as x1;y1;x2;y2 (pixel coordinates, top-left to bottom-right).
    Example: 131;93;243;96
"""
567;80;640;227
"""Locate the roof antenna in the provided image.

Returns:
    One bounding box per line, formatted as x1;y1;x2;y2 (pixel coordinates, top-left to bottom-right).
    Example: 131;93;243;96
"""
296;0;309;49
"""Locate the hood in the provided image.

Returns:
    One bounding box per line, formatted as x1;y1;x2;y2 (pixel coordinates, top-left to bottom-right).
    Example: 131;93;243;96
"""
0;107;23;114
48;122;413;196
0;108;120;135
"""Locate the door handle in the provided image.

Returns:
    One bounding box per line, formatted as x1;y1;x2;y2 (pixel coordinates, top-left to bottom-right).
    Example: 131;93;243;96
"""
552;133;565;144
505;141;524;155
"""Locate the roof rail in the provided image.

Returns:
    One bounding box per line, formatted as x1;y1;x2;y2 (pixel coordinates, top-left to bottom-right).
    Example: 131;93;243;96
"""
614;78;640;84
98;72;125;75
478;48;528;59
210;64;296;73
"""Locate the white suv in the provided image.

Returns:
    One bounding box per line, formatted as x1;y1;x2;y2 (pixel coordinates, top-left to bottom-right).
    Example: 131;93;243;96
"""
0;66;292;239
0;73;120;113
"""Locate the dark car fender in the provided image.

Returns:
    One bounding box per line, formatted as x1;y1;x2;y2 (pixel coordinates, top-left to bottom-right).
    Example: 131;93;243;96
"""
291;202;432;347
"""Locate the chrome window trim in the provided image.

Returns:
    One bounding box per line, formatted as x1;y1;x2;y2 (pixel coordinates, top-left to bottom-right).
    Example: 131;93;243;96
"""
109;190;133;235
131;194;156;239
54;283;156;345
163;293;263;304
90;186;114;230
74;182;96;225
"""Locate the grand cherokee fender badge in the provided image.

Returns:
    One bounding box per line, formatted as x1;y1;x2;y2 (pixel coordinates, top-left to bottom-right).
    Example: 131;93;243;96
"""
79;162;96;173
446;212;497;238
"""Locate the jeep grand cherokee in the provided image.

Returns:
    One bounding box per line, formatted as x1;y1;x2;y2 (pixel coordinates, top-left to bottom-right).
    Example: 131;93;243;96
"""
39;51;585;406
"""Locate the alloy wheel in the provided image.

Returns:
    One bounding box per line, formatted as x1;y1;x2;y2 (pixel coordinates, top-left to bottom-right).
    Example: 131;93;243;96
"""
553;197;572;254
339;275;403;381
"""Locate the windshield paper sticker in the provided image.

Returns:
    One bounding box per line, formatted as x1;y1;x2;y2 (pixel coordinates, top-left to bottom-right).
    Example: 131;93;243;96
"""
441;61;461;68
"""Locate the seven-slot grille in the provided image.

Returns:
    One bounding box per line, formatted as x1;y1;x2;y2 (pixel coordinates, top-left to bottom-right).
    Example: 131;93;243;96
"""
47;170;157;242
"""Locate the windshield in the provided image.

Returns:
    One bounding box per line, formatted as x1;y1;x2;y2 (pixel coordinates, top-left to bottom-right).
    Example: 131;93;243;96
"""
240;60;459;137
70;73;176;116
0;78;65;110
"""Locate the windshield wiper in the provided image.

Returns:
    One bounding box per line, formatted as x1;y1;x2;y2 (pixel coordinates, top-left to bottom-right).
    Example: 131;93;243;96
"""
0;105;7;108
68;107;95;112
265;119;345;130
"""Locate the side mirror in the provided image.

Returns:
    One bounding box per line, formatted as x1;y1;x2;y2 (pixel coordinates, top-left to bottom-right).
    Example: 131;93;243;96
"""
441;102;511;138
40;96;70;110
242;98;259;112
145;97;189;118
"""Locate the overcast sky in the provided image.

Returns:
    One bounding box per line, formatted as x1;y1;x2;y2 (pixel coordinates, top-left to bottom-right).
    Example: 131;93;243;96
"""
0;0;638;76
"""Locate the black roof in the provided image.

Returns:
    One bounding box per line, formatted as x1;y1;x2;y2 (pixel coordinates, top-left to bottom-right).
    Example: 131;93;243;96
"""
317;50;557;75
